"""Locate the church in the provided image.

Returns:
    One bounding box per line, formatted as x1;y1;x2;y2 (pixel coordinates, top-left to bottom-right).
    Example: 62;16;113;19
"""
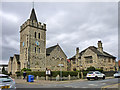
8;8;67;74
8;6;116;75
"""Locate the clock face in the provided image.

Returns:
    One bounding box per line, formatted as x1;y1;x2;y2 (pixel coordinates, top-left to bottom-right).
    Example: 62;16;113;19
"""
36;41;39;46
22;42;24;47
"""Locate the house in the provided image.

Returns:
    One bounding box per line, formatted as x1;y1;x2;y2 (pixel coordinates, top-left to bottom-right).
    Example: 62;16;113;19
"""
69;41;116;71
8;54;20;74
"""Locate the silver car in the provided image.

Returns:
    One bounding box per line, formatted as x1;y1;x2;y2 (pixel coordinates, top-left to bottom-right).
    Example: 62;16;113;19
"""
0;74;16;89
86;71;105;80
114;71;120;78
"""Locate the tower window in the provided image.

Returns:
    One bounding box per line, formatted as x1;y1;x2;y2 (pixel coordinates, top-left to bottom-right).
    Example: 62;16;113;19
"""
27;41;28;46
39;48;40;53
35;32;36;38
38;33;40;39
35;47;36;53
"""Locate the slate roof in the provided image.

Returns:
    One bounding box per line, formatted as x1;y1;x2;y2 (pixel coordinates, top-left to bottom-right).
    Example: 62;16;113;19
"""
30;8;38;22
46;45;58;55
10;57;13;62
69;46;116;60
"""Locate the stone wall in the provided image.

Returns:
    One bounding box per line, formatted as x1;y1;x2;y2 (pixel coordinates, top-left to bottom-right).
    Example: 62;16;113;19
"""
46;45;67;71
20;19;46;71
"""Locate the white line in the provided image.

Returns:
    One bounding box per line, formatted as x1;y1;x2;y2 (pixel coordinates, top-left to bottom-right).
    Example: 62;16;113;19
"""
102;83;106;85
88;84;98;86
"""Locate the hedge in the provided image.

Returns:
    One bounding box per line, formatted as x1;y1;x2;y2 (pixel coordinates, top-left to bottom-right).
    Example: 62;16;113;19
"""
51;71;78;77
15;70;115;78
103;71;115;77
16;71;79;77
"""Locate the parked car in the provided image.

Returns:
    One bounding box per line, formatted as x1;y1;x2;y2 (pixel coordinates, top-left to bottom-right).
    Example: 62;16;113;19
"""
0;74;16;89
86;71;105;80
114;71;120;78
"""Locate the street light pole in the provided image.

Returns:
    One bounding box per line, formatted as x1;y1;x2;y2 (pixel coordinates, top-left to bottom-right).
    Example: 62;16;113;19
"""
60;66;62;81
58;64;63;81
80;65;83;79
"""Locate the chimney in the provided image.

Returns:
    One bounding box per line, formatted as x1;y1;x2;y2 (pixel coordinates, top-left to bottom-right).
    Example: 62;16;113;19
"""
76;47;79;59
97;41;103;53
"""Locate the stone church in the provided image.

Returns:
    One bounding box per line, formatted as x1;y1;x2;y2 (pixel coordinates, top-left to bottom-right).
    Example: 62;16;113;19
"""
69;41;116;71
8;8;67;74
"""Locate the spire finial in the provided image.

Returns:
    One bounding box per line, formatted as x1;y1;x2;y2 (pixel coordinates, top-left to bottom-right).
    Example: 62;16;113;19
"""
32;1;34;8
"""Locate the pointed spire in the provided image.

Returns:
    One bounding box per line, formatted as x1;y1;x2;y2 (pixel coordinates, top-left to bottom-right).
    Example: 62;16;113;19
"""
30;8;38;22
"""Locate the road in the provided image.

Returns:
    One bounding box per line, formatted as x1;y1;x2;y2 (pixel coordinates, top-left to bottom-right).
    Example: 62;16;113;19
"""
16;78;119;88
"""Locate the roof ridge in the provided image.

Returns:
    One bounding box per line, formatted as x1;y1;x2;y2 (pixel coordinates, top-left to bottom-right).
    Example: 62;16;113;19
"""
69;45;116;59
46;44;58;55
47;44;58;49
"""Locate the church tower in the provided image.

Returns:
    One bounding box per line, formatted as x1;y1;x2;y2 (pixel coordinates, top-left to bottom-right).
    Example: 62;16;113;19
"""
20;8;46;71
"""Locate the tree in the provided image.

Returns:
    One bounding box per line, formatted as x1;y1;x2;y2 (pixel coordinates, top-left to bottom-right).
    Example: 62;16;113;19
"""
2;66;7;74
86;66;96;71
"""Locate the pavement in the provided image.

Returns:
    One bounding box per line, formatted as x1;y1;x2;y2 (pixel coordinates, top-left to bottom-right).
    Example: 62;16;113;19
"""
15;78;86;85
101;83;119;89
15;77;114;85
15;77;119;88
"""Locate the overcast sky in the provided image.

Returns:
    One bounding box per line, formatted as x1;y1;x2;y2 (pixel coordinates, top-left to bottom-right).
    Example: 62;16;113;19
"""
0;2;118;64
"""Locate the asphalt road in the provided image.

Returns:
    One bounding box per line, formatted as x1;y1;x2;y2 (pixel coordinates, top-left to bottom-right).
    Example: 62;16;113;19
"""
16;78;119;88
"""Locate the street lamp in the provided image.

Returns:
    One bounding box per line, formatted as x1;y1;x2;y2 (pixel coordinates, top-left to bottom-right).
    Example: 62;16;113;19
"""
58;64;64;81
80;65;83;79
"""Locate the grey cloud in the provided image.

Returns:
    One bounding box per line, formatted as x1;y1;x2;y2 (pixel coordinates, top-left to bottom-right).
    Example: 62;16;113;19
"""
1;2;118;63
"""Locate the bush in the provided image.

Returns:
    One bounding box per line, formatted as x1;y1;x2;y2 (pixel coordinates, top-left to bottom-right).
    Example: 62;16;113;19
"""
2;67;8;74
15;71;79;77
16;71;22;77
51;71;60;77
86;66;96;71
21;68;31;72
26;71;45;77
95;68;103;73
103;71;115;77
86;66;103;73
68;71;78;76
9;72;12;75
52;71;78;77
83;71;89;76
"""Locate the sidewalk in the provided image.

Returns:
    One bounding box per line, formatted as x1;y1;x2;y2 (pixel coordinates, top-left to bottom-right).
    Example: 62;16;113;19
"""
15;77;114;85
101;83;119;89
15;79;86;85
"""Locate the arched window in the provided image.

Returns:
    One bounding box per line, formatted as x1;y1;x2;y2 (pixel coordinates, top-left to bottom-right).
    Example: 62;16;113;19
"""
73;68;76;71
39;48;40;53
35;47;36;53
38;33;40;39
61;58;64;61
35;32;36;38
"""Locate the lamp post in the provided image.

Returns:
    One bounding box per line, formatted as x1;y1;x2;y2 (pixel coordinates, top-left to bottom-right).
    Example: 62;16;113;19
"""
80;65;83;79
77;65;80;79
58;64;63;81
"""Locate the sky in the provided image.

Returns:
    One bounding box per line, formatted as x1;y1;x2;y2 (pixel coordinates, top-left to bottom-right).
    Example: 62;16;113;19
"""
0;1;118;64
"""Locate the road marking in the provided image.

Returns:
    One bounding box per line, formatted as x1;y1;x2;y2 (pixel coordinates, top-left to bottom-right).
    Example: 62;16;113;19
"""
88;84;98;86
102;83;106;85
81;87;87;88
89;84;95;85
101;83;120;89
